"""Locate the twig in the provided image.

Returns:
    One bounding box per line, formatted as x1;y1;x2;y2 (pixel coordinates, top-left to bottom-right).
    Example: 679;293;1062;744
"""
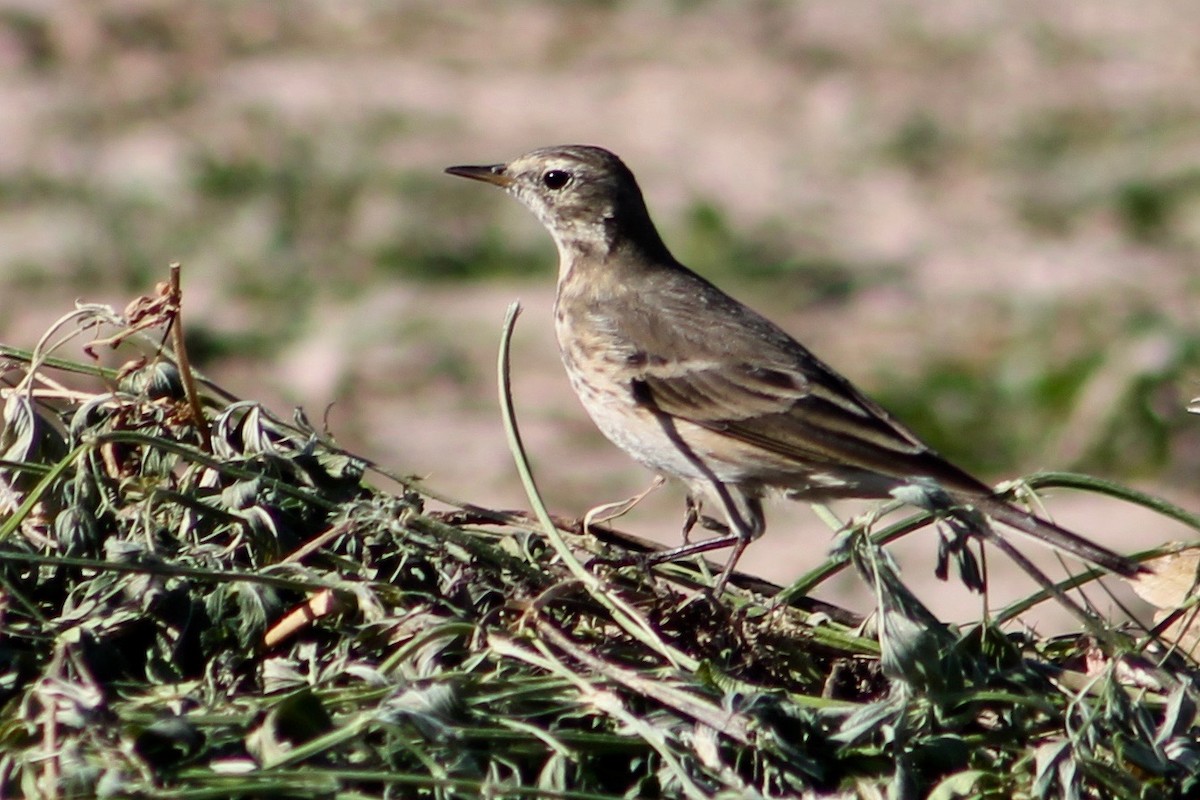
168;263;212;451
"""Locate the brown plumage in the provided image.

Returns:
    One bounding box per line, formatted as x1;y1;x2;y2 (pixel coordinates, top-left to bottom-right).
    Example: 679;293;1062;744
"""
447;145;1144;594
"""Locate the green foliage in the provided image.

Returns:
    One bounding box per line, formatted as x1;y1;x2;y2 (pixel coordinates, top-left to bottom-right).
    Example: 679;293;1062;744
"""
1113;172;1200;243
675;200;883;305
377;227;552;282
1003;108;1122;172
1004;109;1200;243
0;9;56;71
886;110;959;177
2;299;1199;798
875;351;1097;475
873;307;1200;478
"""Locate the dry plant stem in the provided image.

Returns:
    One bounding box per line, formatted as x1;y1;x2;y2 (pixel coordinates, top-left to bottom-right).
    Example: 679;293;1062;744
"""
281;520;356;564
583;475;666;531
263;589;343;648
265;521;360;647
41;675;59;800
168;263;212;452
14;306;116;396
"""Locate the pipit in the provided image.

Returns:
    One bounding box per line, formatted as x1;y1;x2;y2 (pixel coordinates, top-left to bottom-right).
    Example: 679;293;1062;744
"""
446;145;1144;594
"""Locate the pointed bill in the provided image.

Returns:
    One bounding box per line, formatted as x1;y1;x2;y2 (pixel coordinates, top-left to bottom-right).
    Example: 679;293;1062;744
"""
445;164;513;187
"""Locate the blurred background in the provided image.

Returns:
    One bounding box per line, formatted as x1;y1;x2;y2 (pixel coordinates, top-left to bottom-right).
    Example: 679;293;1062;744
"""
2;0;1199;626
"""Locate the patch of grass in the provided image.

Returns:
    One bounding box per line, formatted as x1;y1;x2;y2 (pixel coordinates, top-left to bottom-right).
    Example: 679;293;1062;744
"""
1003;108;1123;172
182;324;284;366
1079;312;1200;477
875;351;1097;475
0;9;56;72
0;297;1195;796
0;295;1198;798
99;4;187;52
1117;179;1174;241
0;171;96;207
1003;109;1200;243
1112;172;1200;243
1011;189;1082;236
872;306;1200;479
1012;168;1200;244
885;110;959;177
377;227;552;281
191;130;368;250
191;151;278;201
674;200;882;305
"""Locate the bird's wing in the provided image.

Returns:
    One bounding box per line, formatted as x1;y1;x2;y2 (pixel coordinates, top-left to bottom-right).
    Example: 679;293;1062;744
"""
595;267;988;491
624;300;990;494
633;343;1147;576
639;359;950;475
635;353;1149;575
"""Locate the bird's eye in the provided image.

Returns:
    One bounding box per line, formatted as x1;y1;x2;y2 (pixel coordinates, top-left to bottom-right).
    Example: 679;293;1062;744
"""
542;170;571;190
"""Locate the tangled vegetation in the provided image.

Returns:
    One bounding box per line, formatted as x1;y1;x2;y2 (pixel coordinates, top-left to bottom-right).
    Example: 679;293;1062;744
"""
2;281;1200;799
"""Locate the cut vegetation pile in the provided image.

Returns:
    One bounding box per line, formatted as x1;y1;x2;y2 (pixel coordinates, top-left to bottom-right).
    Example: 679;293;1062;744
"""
2;285;1200;799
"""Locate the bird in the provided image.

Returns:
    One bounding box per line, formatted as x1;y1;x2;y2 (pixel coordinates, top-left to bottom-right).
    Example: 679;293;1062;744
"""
445;144;1144;595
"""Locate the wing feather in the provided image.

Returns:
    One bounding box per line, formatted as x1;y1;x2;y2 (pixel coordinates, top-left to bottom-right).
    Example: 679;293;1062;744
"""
635;358;987;493
596;267;989;493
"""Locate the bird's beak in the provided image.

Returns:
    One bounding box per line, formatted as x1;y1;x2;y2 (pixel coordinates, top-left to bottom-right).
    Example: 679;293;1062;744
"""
445;163;513;187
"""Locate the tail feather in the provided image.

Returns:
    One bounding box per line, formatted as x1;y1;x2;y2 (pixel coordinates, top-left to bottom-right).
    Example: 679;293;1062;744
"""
978;498;1146;578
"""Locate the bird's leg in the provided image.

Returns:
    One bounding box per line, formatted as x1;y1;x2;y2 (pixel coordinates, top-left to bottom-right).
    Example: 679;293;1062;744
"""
682;499;731;540
681;493;701;544
712;532;753;596
681;494;730;542
645;487;764;595
635;407;765;591
582;475;666;533
711;493;764;595
643;533;742;564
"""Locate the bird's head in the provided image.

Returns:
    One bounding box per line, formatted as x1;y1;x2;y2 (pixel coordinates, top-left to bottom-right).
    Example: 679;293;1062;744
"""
446;145;666;266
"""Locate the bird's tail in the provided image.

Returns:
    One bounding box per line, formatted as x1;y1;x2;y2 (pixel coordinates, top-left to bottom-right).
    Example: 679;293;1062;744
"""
977;498;1146;578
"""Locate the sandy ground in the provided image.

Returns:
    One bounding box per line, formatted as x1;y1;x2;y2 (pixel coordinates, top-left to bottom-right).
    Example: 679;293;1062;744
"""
3;1;1200;630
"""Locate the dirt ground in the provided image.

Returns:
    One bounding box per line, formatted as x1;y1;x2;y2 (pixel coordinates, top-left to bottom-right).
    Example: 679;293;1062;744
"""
3;0;1200;629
